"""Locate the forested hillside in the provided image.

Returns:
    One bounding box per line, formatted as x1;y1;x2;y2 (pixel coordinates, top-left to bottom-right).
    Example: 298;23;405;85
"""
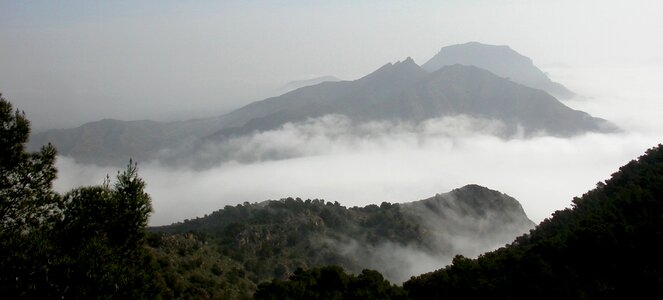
404;143;663;299
148;185;534;298
256;144;663;299
9;91;662;299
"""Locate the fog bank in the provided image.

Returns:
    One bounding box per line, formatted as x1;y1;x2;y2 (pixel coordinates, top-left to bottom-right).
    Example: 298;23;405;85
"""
51;65;663;226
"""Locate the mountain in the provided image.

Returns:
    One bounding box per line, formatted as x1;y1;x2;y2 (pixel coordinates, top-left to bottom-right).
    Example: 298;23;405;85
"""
148;185;535;298
28;119;166;166
422;42;575;99
403;144;663;299
275;75;341;95
28;116;237;166
254;143;663;299
29;47;613;167
205;60;612;142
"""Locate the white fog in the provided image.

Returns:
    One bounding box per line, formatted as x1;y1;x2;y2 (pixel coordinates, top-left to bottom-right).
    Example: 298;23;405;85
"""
53;65;663;225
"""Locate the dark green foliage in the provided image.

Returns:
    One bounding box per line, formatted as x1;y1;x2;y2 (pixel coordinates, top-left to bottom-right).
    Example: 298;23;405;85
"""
404;144;663;299
40;163;163;299
0;94;60;235
148;198;421;297
0;95;164;298
149;188;533;297
254;266;407;300
150;232;255;299
149;198;421;298
1;95;62;297
152;197;425;277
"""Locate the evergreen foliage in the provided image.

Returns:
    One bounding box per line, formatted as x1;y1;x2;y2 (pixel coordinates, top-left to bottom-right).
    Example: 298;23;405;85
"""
149;198;421;298
404;144;663;299
149;187;532;298
6;93;659;299
1;94;59;236
254;266;407;300
0;95;164;298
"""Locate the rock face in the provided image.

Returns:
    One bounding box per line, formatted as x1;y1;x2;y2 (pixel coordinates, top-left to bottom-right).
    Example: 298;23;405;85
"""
422;42;575;99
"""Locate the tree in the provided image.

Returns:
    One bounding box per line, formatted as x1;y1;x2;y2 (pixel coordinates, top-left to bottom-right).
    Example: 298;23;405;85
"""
0;94;164;298
0;94;62;297
0;93;60;234
254;266;407;299
46;162;163;299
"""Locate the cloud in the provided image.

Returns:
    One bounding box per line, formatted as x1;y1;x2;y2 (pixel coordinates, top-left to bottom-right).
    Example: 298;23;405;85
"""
49;63;662;282
51;65;663;229
327;191;535;283
53;122;657;227
188;114;509;165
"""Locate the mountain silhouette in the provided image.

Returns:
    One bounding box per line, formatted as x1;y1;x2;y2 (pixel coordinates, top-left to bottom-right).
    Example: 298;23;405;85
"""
29;47;613;166
422;42;575;99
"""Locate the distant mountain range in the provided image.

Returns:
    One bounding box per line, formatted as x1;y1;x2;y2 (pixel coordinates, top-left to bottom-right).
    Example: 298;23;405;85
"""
206;60;610;142
28;42;615;166
275;75;341;95
422;42;575;99
149;184;535;297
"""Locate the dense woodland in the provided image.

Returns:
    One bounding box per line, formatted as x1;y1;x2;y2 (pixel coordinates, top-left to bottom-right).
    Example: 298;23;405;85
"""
148;183;532;298
148;198;416;298
403;142;663;299
3;92;663;299
257;143;663;299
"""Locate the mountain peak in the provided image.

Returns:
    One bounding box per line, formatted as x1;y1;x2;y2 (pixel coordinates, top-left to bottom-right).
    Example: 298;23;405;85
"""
458;41;511;49
423;42;574;99
399;56;416;64
358;57;425;83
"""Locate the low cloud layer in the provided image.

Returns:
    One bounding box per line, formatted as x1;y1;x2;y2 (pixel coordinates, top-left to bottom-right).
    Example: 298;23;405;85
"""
53;66;662;227
54;125;658;227
190;114;510;165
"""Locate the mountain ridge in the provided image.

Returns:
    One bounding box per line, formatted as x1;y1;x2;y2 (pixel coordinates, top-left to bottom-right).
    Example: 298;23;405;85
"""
28;44;612;166
252;143;663;299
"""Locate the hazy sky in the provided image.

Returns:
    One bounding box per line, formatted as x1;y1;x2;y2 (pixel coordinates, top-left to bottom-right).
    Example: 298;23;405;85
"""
1;0;662;130
2;1;663;227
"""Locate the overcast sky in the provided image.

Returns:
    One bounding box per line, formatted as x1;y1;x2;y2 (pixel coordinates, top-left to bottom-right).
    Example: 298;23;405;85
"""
2;1;663;226
1;0;662;130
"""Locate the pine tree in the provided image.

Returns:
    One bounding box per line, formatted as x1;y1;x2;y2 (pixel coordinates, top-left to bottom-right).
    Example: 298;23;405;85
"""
0;94;61;297
0;94;165;298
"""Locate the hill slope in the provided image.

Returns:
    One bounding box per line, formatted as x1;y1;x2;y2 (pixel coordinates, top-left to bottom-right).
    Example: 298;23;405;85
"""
148;185;534;298
422;42;574;99
404;144;663;299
